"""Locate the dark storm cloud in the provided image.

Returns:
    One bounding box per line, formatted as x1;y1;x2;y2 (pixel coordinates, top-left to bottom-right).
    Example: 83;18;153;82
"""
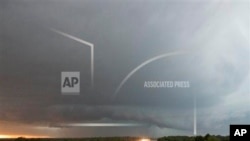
0;0;249;137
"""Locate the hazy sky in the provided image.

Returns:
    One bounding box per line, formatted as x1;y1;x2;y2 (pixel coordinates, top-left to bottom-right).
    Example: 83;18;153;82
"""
0;0;249;138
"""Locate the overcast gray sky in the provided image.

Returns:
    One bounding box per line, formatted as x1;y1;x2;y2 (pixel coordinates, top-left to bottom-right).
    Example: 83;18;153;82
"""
0;0;249;138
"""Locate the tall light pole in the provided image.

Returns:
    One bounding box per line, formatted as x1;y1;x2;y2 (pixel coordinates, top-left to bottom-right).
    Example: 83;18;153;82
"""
194;93;197;136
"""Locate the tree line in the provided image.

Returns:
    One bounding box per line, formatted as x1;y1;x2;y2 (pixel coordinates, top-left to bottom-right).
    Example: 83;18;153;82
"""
158;134;229;141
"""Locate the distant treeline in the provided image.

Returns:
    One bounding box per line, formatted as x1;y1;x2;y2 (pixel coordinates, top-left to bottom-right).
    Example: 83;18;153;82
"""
0;134;229;141
158;134;229;141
